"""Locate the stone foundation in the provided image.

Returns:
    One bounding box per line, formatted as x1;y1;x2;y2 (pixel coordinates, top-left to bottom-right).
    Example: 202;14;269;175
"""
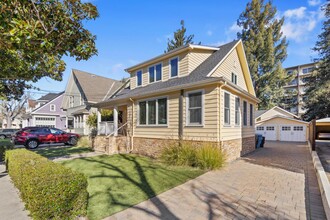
132;137;172;158
92;135;131;154
222;136;256;162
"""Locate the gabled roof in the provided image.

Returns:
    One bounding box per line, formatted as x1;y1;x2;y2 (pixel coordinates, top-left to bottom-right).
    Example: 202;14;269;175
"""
97;40;253;106
38;93;61;101
72;69;123;103
255;110;268;118
256;115;309;124
256;106;299;120
31;92;64;113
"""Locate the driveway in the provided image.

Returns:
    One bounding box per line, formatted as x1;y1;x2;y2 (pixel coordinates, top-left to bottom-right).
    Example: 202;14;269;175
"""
107;142;326;220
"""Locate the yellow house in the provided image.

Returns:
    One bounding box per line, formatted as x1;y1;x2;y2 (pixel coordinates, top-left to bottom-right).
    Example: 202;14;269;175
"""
255;106;309;142
95;40;259;161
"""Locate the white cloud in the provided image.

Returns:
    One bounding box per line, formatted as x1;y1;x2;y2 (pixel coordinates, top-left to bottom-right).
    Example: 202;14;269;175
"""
228;23;241;33
207;30;213;36
284;7;306;19
281;6;322;42
308;0;321;6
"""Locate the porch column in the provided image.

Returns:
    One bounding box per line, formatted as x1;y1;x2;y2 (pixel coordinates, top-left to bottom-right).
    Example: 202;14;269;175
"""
114;106;118;136
97;109;101;135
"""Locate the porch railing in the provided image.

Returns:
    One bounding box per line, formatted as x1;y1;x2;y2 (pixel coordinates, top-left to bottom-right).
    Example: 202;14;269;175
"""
98;121;114;135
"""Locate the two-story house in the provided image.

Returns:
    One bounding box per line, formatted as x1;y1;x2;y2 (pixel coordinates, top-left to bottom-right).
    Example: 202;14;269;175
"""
22;92;66;129
95;40;259;161
61;69;123;135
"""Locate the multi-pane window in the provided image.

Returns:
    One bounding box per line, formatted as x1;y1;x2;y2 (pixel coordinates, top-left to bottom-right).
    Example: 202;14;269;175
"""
149;63;162;83
235;97;240;125
243;101;247;126
282;126;291;131
293;126;303;131
138;98;167;125
224;93;230;125
256;126;264;131
50;104;56;112
231;73;237;84
266;126;275;131
302;67;314;74
250;104;253;126
137;70;142;86
187;91;203;125
170;57;178;78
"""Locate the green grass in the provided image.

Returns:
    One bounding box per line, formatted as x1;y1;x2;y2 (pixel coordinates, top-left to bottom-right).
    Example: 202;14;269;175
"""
0;138;11;144
60;154;204;220
34;146;93;158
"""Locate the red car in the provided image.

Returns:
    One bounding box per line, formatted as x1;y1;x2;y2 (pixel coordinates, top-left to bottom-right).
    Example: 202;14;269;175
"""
12;127;80;149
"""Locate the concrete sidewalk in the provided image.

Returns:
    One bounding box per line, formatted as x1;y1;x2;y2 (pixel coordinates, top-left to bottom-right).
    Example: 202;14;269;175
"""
0;164;30;220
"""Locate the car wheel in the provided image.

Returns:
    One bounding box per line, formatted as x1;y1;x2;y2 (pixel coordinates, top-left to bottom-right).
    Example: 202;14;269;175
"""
26;139;39;149
0;135;5;139
68;137;78;146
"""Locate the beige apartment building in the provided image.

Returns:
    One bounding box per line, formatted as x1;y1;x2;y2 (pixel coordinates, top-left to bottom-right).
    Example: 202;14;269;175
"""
282;62;318;117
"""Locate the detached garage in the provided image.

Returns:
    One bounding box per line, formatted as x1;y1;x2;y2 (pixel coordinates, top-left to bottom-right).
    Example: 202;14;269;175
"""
255;107;309;142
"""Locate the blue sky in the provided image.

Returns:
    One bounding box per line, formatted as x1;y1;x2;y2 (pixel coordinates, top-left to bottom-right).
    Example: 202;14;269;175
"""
31;0;326;98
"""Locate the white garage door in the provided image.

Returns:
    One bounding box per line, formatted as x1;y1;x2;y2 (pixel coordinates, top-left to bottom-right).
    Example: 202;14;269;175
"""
256;125;277;141
35;116;56;128
280;125;306;142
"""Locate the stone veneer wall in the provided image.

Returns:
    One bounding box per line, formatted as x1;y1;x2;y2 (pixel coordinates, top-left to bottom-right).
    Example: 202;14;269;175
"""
221;136;256;162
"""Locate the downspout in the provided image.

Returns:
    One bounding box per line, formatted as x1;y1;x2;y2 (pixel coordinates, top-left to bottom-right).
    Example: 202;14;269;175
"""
129;98;134;152
179;89;184;141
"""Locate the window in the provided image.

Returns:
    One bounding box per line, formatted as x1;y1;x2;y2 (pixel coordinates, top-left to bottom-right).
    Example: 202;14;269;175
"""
136;70;142;86
243;101;247;126
282;126;291;131
231;73;237;84
250;104;253;126
293;126;303;131
187;91;203;125
50;104;56;112
138;98;167;126
287;70;293;75
69;96;74;107
170;57;178;78
149;63;162;83
266;126;274;131
235;97;240;125
224;93;230;125
302;67;314;74
257;126;264;131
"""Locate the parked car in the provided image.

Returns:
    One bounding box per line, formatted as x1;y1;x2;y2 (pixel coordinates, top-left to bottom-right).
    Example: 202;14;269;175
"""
12;127;80;149
0;128;19;139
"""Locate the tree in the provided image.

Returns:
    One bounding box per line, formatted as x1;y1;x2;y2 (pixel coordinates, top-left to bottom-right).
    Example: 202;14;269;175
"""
165;20;198;52
0;96;28;128
0;0;99;100
237;0;292;109
303;2;330;121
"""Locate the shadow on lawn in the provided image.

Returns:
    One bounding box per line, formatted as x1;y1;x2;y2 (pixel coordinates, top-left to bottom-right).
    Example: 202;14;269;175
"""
34;146;92;158
80;154;180;220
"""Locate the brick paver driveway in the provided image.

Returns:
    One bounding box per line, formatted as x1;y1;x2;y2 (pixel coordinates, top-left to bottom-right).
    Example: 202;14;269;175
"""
107;142;326;220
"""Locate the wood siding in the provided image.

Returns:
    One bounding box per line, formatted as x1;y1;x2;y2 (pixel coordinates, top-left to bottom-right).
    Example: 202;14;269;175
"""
211;48;248;92
257;108;295;121
187;50;213;76
220;87;256;141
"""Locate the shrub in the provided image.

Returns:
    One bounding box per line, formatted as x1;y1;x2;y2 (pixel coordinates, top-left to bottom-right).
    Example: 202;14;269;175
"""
0;141;14;162
161;141;225;170
196;143;225;170
5;149;88;220
76;136;91;148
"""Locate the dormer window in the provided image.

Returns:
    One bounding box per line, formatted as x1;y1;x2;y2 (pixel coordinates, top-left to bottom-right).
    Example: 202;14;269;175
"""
231;73;237;85
170;57;178;78
149;63;162;83
50;104;56;112
137;70;142;86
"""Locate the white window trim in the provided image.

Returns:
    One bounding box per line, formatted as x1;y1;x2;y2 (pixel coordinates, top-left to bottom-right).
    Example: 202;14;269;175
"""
50;104;56;112
169;56;179;79
185;89;205;127
137;96;169;127
235;97;241;126
231;72;238;85
148;62;163;84
224;92;231;126
136;70;143;87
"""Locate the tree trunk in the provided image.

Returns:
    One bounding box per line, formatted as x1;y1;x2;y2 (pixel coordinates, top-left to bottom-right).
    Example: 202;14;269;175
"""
6;116;12;128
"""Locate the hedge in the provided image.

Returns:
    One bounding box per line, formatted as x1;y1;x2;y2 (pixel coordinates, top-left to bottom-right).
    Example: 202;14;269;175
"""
5;149;88;219
0;141;14;162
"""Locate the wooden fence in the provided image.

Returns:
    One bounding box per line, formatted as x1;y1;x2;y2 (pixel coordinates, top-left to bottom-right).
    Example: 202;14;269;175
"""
309;119;316;151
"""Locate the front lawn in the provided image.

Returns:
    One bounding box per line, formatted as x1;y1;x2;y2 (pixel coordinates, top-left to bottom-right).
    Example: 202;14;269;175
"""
34;145;92;158
0;138;11;144
61;154;204;220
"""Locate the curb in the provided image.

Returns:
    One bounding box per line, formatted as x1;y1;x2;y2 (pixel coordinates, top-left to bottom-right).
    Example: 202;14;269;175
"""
309;143;330;219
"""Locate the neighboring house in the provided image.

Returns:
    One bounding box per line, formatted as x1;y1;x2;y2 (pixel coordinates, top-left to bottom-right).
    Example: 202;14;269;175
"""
255;106;308;142
316;118;330;138
95;40;259;162
282;62;318;117
22;92;67;129
61;69;123;135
